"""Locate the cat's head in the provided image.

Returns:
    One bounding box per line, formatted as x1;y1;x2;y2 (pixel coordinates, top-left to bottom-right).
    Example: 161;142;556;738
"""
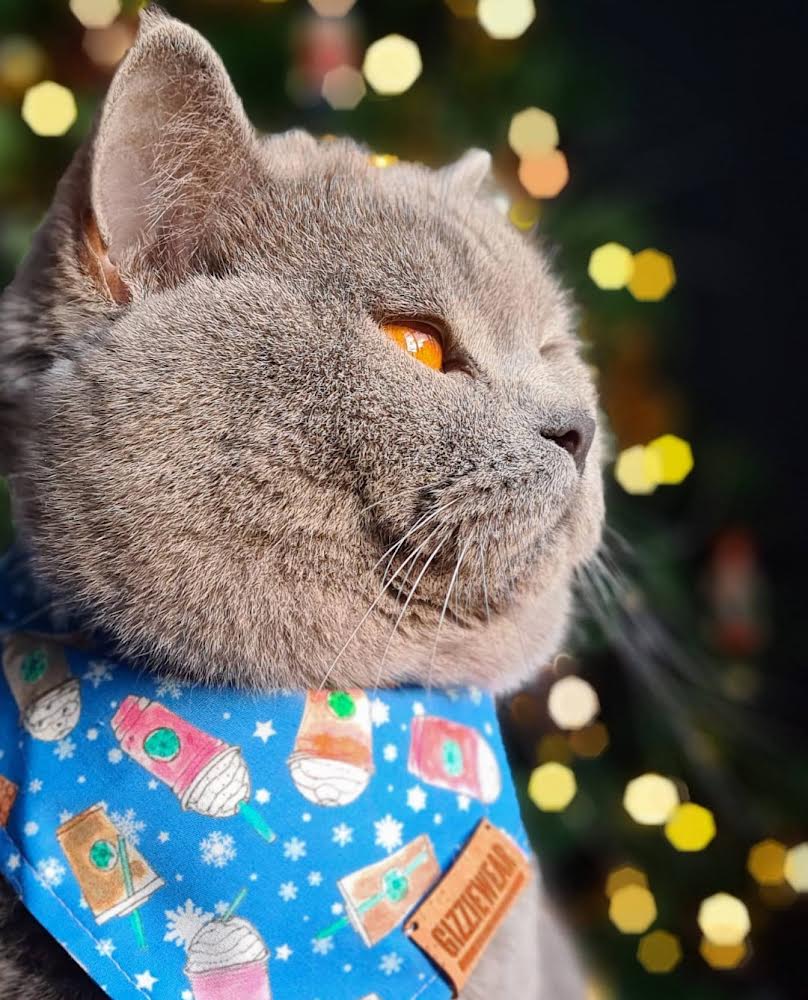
0;9;604;692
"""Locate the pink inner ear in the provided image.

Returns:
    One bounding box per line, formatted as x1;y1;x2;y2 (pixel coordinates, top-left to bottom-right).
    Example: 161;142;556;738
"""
82;212;131;306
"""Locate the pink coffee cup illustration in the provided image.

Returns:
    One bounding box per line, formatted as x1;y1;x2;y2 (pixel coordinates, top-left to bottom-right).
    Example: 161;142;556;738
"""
408;715;501;803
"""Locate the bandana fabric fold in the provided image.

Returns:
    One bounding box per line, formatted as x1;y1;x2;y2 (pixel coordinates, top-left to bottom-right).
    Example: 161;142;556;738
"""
0;547;530;1000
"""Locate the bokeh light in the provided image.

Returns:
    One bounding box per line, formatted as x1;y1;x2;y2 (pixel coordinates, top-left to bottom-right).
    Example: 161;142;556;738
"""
69;0;121;30
478;0;536;40
699;937;749;970
518;150;569;198
628;248;676;302
362;35;422;95
528;761;577;812
568;721;609;758
784;842;808;891
444;0;478;17
588;242;635;290
623;773;680;825
0;36;46;92
605;865;648;898
664;803;716;851
83;23;136;68
21;81;77;137
646;434;694;484
369;153;399;168
537;731;572;765
308;0;357;15
614;444;662;495
637;930;682;973
698;893;751;946
508;107;559;157
547;675;600;730
609;885;657;934
322;65;366;109
747;839;787;886
508;196;541;230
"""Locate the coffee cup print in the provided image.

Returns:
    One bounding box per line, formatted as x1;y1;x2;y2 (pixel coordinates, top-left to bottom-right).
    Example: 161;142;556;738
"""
316;835;440;947
57;803;164;947
0;775;18;827
185;914;270;1000
408;716;501;804
2;633;80;741
288;690;374;807
111;697;274;841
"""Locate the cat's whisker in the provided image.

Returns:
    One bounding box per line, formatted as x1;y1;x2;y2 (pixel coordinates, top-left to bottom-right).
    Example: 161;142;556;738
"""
426;535;472;699
377;498;459;585
355;483;441;517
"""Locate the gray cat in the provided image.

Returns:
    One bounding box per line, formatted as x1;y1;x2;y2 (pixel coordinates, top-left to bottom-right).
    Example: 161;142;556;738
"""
0;9;603;999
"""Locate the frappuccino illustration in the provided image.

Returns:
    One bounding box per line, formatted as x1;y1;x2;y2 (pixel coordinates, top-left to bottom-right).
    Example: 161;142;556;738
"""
57;803;164;947
0;775;18;827
184;903;270;1000
2;632;80;741
316;835;439;946
111;697;274;841
408;715;501;803
288;690;374;807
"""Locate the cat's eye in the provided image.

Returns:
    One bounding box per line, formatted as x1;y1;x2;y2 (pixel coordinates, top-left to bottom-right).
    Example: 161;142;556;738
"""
382;321;444;371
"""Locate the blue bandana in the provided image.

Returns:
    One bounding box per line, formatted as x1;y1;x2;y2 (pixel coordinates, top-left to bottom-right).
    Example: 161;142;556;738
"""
0;546;530;1000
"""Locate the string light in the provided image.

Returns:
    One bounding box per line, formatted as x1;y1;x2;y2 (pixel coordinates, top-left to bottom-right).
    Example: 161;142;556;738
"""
699;937;749;970
21;81;77;137
623;773;680;825
362;35;422;96
478;0;536;40
528;762;577;812
784;842;808;892
588;243;635;290
605;865;648;897
664;803;716;852
609;885;657;934
637;930;682;973
308;0;357;15
508;107;559;157
0;36;46;92
697;893;750;947
569;722;609;758
646;434;693;484
322;65;365;109
518;150;569;198
628;248;676;302
69;0;121;30
615;436;694;495
547;675;600;730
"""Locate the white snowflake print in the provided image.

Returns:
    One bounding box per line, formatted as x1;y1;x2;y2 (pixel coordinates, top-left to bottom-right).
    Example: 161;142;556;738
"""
374;814;403;854
467;685;483;705
484;721;494;735
53;738;76;761
82;659;114;688
6;853;21;872
331;823;353;847
134;970;158;992
23;821;38;836
406;785;428;813
275;944;293;961
155;678;184;700
434;813;444;825
253;720;276;743
283;836;307;861
36;857;66;888
110;808;145;847
457;794;471;812
28;778;43;794
95;939;116;958
379;951;404;975
199;831;237;868
412;701;425;716
330;902;344;915
382;744;398;762
255;788;271;805
370;698;390;726
107;748;123;764
86;727;99;741
278;881;298;902
157;831;170;844
312;936;334;955
164;900;213;948
58;809;72;823
307;871;323;887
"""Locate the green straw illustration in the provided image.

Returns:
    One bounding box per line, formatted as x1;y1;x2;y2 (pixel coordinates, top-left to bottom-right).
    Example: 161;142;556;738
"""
237;800;276;842
117;835;146;949
221;886;248;922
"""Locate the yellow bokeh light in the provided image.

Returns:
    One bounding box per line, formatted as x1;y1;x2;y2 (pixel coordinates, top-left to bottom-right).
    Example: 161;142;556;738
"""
664;803;716;852
322;65;366;110
21;81;77;137
537;732;572;765
614;444;662;496
605;865;648;898
445;0;478;17
547;675;600;730
508;197;541;230
646;434;693;484
637;930;682;973
69;0;121;30
308;0;357;14
698;893;750;946
362;35;422;96
784;842;808;892
478;0;536;39
623;773;680;825
518;150;569;198
569;721;609;758
588;242;635;290
628;248;676;302
747;839;786;887
83;23;135;68
528;762;577;812
699;937;749;970
508;107;559;157
0;36;46;92
609;885;657;934
369;153;399;169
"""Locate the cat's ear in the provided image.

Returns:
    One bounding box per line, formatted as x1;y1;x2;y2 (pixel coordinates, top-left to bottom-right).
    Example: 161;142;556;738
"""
88;7;261;287
438;149;493;200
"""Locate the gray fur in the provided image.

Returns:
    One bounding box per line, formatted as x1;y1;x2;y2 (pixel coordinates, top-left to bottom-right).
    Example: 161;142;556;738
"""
0;8;600;998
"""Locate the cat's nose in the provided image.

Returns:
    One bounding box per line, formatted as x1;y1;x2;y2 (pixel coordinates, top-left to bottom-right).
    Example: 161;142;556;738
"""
541;413;596;473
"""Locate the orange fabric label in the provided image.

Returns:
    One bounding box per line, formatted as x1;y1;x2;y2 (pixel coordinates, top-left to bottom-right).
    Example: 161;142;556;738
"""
405;819;532;996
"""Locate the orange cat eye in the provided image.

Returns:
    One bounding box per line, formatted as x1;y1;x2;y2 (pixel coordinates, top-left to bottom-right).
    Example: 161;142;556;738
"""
382;321;444;371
